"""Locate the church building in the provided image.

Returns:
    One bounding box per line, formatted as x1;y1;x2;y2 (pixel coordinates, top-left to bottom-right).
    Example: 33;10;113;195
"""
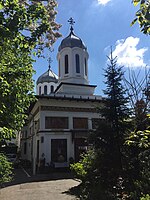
20;19;103;174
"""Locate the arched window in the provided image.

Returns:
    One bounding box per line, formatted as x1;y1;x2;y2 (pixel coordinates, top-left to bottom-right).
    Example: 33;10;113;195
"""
44;85;47;95
76;54;80;73
84;58;87;76
39;86;41;95
65;55;69;74
51;85;54;93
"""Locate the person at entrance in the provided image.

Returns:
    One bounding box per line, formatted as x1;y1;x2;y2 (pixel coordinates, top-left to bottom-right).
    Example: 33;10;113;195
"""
58;154;65;162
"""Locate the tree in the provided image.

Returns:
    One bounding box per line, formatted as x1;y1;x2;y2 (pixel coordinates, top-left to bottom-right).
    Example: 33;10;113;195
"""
92;50;130;198
124;68;150;131
131;0;150;35
0;0;61;53
0;0;61;140
0;0;61;185
71;50;130;199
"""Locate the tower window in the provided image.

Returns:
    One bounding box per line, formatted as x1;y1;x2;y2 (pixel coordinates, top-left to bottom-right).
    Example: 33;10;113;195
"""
44;85;47;95
51;85;54;93
85;58;87;76
65;55;69;74
39;86;41;95
76;54;80;73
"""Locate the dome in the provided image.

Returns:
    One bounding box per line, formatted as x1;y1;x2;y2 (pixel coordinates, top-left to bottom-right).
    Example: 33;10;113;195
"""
58;30;87;52
36;69;58;85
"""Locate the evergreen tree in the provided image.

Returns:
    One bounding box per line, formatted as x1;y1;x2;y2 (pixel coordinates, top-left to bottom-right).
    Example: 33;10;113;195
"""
71;50;130;199
89;49;130;198
100;49;130;170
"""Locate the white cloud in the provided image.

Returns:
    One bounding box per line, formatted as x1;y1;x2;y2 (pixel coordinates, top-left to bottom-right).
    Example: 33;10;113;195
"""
112;37;148;68
97;0;111;5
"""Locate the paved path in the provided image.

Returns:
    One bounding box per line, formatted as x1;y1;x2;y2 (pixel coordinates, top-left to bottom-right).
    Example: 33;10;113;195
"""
0;169;80;200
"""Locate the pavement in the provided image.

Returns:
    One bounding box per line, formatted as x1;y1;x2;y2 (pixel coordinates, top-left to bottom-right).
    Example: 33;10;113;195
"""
0;168;81;200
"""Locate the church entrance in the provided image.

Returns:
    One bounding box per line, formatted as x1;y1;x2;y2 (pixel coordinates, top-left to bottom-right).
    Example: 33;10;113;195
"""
51;139;67;163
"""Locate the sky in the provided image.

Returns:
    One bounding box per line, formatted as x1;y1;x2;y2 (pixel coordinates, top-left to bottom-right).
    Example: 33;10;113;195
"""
33;0;150;96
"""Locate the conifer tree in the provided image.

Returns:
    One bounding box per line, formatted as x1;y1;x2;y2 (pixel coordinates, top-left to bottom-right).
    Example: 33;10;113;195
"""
100;49;130;169
88;49;130;199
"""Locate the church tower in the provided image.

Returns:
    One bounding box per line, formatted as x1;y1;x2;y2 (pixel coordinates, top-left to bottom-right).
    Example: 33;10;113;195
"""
56;18;96;96
36;58;58;95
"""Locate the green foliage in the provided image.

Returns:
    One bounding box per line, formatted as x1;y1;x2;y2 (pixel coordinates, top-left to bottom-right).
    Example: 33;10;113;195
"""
131;0;150;35
0;0;61;53
0;153;13;186
125;114;150;199
140;194;150;200
0;40;35;140
126;129;150;148
102;51;130;128
71;150;96;181
0;0;61;141
101;50;130;171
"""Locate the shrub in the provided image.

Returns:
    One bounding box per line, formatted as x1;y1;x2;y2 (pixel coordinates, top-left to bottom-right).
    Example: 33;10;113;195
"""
140;194;150;200
70;150;96;181
0;153;13;186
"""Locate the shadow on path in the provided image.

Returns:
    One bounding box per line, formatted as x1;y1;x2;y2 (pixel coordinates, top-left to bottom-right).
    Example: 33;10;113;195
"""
3;167;76;188
62;184;82;199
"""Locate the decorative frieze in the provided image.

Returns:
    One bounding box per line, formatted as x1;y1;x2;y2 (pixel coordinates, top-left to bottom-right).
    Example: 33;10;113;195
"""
41;106;97;113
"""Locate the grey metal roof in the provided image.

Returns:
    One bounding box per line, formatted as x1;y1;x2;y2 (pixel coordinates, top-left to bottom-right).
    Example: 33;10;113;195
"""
58;30;87;52
36;69;58;84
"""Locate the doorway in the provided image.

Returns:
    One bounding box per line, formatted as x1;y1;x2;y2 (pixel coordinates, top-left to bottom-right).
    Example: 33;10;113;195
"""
51;139;67;162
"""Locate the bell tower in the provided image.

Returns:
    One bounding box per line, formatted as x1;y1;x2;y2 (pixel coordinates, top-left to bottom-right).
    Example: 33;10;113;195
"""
56;18;96;96
57;18;89;85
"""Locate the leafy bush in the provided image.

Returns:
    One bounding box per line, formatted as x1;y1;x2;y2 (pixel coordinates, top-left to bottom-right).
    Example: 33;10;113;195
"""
140;194;150;200
70;150;96;181
0;153;13;186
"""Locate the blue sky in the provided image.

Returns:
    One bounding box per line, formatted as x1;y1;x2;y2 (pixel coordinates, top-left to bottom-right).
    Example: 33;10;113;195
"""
33;0;150;95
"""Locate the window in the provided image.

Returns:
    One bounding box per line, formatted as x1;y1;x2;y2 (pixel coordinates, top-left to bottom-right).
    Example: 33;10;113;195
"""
51;85;54;93
45;117;69;129
44;85;47;95
76;54;80;73
84;58;87;76
39;86;41;95
73;118;88;129
51;139;67;162
65;55;69;74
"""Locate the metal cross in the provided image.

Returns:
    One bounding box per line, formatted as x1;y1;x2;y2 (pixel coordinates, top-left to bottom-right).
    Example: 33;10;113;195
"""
47;57;52;70
68;17;75;31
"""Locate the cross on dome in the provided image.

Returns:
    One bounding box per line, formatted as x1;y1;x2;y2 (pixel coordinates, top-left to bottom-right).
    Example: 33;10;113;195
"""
47;57;52;70
68;17;75;32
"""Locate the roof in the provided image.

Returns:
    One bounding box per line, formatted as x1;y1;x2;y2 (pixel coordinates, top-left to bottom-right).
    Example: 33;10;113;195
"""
58;30;87;52
54;82;97;93
36;69;58;85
